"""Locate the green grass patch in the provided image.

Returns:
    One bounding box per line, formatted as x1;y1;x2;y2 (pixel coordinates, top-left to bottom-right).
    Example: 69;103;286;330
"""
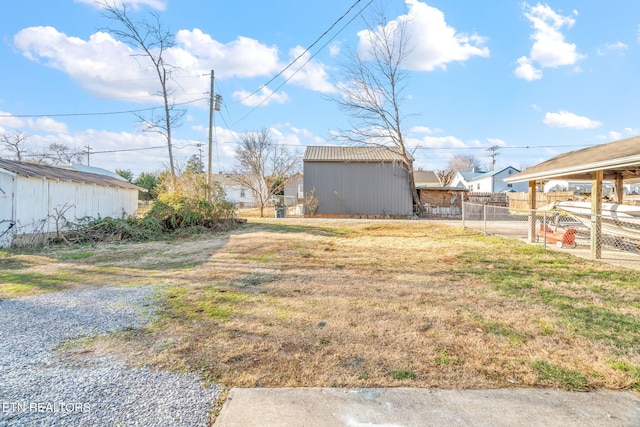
531;360;589;391
164;284;249;322
57;252;93;260
456;237;640;352
388;369;415;380
0;271;72;298
607;359;640;391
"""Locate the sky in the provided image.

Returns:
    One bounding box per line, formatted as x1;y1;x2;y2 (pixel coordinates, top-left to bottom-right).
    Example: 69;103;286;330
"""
2;0;640;179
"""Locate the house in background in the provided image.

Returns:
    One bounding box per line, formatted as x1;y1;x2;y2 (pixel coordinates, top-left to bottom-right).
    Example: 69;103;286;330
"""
454;166;527;193
212;173;257;207
0;158;143;247
414;170;441;187
451;170;485;189
283;173;304;204
303;146;413;218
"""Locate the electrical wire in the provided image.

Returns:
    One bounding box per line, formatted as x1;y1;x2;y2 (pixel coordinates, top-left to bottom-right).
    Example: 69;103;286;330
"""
0;97;208;119
236;0;366;105
234;0;374;126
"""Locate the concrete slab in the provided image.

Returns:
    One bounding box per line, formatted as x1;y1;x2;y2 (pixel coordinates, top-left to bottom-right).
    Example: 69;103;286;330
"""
214;388;640;426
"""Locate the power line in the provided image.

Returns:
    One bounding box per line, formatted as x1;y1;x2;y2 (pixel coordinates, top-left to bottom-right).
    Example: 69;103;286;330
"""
234;0;373;126
237;0;367;105
0;97;207;119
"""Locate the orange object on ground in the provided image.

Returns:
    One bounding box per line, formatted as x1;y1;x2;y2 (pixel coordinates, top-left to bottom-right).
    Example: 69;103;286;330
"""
538;224;577;248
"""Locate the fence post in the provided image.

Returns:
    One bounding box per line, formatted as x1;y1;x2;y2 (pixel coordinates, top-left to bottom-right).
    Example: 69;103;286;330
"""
483;204;487;236
543;212;547;250
461;201;465;228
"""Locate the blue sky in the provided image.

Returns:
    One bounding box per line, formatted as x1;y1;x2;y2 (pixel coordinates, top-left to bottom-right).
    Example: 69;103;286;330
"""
1;0;640;177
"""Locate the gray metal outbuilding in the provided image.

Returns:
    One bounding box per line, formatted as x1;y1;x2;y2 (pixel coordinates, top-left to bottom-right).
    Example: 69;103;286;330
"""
303;146;413;218
0;159;143;247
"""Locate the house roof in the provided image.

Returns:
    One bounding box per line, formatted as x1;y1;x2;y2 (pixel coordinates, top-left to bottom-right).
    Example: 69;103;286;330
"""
413;170;440;186
0;158;144;191
467;166;520;182
303;146;411;163
457;171;485;181
505;136;640;183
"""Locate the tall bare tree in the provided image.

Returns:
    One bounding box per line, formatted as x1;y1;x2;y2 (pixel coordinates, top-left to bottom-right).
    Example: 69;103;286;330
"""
0;130;30;161
100;1;182;177
231;129;300;217
332;3;425;216
447;155;482;173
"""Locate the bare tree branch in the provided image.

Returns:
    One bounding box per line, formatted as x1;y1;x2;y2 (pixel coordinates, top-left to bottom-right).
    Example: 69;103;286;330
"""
0;130;30;161
231;129;301;217
99;0;181;177
331;3;425;216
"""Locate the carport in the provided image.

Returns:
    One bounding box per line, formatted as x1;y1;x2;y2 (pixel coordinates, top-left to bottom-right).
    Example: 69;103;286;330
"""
505;136;640;259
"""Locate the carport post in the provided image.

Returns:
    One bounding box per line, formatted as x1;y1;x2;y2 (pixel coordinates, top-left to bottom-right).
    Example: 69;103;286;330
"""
614;173;624;204
591;170;603;259
528;180;537;243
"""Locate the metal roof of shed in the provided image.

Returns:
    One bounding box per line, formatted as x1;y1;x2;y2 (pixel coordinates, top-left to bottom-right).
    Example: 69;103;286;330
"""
303;146;411;162
505;136;640;183
0;158;145;191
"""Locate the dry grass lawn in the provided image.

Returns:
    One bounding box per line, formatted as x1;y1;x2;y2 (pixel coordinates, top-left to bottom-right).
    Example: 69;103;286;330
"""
2;218;640;393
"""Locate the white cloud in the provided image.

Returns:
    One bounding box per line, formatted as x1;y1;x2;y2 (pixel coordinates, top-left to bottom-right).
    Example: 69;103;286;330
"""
358;0;489;72
233;87;290;107
0;111;68;133
515;3;584;80
282;47;337;93
74;0;167;11
13;26;336;107
543;110;602;129
487;138;507;147
606;41;628;51
409;126;435;134
514;56;542;81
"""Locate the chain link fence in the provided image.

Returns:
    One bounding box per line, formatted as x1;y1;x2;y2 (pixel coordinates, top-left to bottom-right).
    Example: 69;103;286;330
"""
461;202;640;256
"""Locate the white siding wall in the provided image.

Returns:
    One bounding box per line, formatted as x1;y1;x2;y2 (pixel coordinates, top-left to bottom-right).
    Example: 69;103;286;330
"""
222;184;256;207
0;171;16;247
3;175;138;247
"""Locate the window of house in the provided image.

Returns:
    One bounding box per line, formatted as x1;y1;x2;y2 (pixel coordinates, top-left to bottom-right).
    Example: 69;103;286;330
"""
240;188;245;198
507;183;513;188
477;184;480;190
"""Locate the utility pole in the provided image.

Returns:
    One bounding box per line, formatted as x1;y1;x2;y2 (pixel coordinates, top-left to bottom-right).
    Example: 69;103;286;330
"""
208;70;214;191
487;145;500;171
84;145;92;166
208;69;222;198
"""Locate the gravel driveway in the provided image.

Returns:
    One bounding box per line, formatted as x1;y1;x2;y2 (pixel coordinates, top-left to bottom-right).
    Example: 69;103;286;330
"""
0;286;222;426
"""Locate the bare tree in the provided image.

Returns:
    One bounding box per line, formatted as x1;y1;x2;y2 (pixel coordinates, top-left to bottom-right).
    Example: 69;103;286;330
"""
99;1;183;177
231;129;300;217
447;155;482;173
332;3;425;216
436;169;456;187
1;130;30;161
40;143;84;165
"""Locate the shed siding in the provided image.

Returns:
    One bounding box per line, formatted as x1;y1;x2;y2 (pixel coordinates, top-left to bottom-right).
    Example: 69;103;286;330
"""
0;172;16;247
304;161;412;216
3;174;138;247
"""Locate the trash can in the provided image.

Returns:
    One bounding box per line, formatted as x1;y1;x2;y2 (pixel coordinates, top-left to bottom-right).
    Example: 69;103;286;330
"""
275;206;286;218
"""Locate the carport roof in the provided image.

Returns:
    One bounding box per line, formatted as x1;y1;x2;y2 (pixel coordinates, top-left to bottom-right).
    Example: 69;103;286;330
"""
0;158;145;191
505;136;640;183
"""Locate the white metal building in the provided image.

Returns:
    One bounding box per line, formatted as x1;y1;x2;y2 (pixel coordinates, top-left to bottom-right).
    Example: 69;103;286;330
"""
0;159;142;247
